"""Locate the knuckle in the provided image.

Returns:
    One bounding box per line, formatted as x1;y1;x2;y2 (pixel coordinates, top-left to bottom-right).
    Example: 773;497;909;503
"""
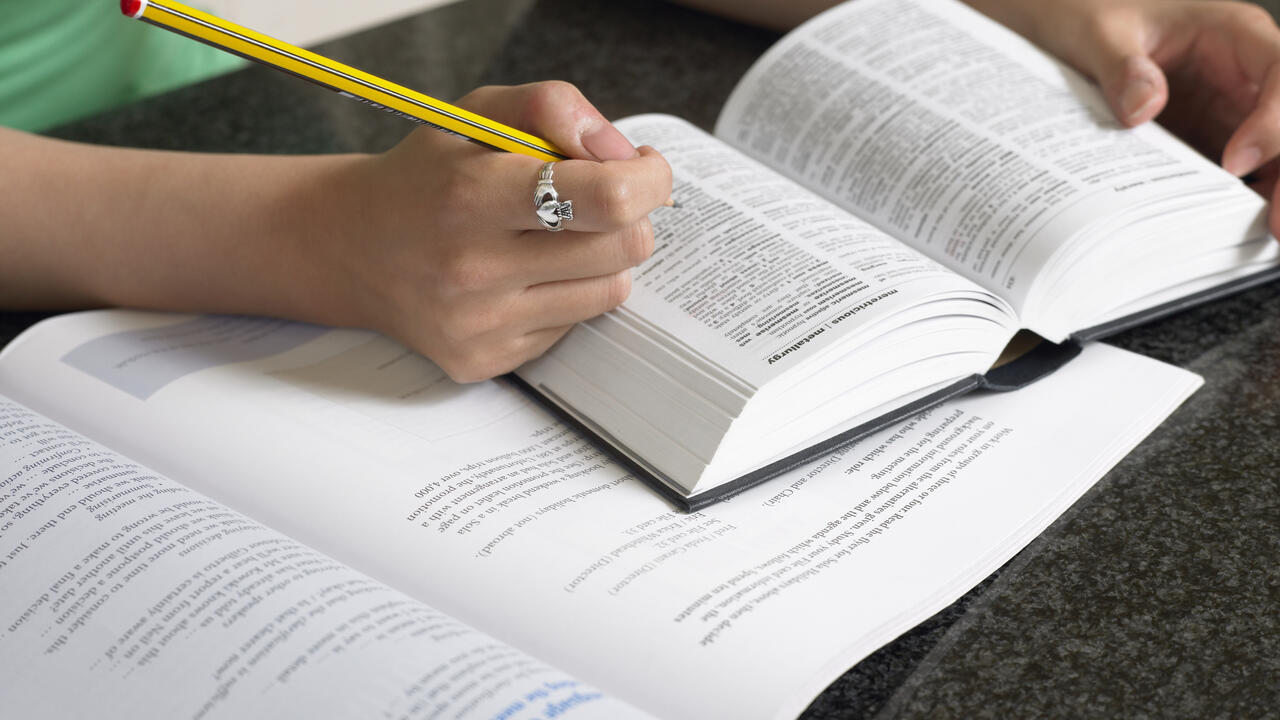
1080;8;1119;39
654;151;674;193
590;157;670;227
532;80;582;106
524;80;584;121
456;84;501;113
593;174;640;226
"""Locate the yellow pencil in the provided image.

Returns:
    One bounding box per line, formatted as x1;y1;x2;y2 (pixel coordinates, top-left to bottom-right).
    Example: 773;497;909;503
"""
120;0;567;162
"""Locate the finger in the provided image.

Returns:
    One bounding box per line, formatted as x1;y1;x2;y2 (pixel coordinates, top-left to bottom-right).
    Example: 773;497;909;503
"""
1222;65;1280;177
515;325;576;366
512;219;655;285
434;324;574;383
516;270;634;330
1253;160;1279;198
459;81;638;161
441;271;628;379
1215;3;1280;87
1197;3;1280;175
1106;54;1169;127
482;146;672;232
1069;9;1170;127
1266;169;1280;239
434;271;631;381
457;325;572;380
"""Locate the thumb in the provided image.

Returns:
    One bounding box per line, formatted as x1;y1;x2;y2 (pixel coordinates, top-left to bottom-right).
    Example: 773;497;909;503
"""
457;81;638;162
1097;53;1169;127
1063;18;1169;128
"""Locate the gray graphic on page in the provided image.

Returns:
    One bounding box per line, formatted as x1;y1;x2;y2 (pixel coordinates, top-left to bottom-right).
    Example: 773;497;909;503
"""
62;316;327;399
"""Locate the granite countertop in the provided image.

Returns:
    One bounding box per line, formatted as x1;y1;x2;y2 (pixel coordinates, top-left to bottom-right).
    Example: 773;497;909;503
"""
6;0;1278;717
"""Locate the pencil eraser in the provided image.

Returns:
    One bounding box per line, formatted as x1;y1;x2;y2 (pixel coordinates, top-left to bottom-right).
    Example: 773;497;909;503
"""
121;0;147;18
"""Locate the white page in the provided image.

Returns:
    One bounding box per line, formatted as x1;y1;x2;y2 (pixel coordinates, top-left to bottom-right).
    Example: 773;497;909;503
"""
517;115;1018;485
0;312;1199;720
585;113;1014;389
0;394;649;719
715;0;1252;322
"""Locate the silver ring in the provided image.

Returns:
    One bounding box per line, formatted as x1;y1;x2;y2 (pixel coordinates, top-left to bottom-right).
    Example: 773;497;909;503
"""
534;161;573;232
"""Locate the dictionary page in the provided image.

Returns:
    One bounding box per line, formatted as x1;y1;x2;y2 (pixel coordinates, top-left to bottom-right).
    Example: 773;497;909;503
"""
595;113;1014;391
519;114;1019;489
0;311;1200;720
716;0;1273;340
0;394;650;719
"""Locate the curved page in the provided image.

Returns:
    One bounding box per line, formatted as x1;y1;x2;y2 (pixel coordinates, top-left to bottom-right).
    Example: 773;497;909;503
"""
716;0;1262;338
0;311;1199;720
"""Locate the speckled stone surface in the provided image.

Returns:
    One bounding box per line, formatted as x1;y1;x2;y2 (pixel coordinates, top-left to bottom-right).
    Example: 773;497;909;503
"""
5;1;1278;718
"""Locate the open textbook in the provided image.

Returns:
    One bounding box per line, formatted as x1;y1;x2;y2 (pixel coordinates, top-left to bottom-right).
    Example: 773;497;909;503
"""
0;310;1200;719
514;0;1280;507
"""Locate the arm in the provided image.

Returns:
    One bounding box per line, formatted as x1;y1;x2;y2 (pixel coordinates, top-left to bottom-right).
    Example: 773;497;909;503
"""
671;0;839;31
0;82;672;381
682;0;1280;234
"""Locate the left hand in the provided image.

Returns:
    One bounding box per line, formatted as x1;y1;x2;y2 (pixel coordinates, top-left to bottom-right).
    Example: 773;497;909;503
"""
973;0;1280;235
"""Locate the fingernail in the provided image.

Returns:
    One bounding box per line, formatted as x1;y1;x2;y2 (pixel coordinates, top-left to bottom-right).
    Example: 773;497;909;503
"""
1225;146;1262;177
1118;56;1162;125
581;120;638;161
1119;77;1158;124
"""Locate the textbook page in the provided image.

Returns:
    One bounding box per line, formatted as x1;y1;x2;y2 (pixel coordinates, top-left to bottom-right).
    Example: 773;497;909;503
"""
0;396;650;719
0;312;1200;720
715;0;1255;323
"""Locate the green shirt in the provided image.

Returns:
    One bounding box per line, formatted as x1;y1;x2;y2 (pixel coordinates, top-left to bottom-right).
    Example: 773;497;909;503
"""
0;0;243;131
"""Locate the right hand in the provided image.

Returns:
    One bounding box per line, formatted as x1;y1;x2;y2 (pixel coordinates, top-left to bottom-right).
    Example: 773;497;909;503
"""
312;81;673;382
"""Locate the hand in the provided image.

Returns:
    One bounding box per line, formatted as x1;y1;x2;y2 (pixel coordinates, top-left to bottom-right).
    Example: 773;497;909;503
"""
309;82;673;382
0;82;669;383
973;0;1280;235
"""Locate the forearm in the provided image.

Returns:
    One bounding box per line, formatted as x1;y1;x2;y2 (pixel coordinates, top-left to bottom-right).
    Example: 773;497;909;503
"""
670;0;840;31
0;127;369;326
959;0;1124;72
958;0;1045;39
697;0;1044;30
672;0;1059;34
